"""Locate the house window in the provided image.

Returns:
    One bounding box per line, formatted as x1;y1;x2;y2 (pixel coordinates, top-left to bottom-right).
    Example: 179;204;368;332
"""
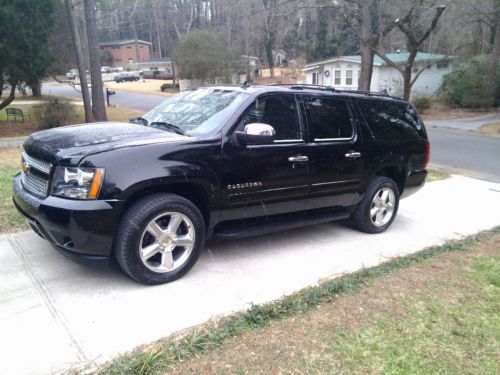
437;62;448;69
140;45;144;49
334;65;341;85
149;67;158;70
127;46;132;49
312;72;318;85
346;65;353;86
111;46;118;50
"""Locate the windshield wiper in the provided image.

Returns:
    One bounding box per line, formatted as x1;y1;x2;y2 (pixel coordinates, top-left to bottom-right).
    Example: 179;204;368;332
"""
149;121;186;136
129;116;149;126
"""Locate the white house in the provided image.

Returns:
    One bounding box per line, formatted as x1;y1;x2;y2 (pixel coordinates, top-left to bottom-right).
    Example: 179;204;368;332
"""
303;52;454;97
130;57;173;75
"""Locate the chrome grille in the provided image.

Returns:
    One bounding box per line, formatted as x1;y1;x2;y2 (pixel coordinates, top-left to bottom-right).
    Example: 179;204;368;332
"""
21;152;53;198
21;171;50;197
22;152;52;174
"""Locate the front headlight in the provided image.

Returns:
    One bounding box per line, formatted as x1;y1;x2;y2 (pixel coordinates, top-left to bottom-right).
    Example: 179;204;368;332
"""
51;167;105;199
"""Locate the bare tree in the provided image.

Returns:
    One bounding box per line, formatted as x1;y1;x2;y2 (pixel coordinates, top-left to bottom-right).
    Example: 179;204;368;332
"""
352;3;446;100
65;0;93;122
83;0;107;121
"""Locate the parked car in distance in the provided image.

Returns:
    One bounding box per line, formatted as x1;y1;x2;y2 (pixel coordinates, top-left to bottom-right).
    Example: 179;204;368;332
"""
101;66;114;73
13;85;429;285
114;72;140;83
65;69;77;79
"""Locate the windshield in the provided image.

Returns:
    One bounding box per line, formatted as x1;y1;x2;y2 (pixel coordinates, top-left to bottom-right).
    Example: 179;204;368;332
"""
142;88;248;136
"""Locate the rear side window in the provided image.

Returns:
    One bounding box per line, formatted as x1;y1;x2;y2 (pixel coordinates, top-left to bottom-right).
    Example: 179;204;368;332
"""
304;97;353;140
357;99;423;140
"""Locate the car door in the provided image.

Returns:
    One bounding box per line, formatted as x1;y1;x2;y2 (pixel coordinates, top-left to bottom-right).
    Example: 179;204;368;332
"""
220;93;311;221
301;94;365;208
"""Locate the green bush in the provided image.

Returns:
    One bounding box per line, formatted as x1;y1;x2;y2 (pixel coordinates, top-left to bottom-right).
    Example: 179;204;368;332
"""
440;55;500;108
160;83;179;92
411;96;432;113
33;97;76;129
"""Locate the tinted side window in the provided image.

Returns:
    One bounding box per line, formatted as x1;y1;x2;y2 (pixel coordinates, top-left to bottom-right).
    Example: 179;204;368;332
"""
240;95;302;140
357;99;422;139
304;97;353;139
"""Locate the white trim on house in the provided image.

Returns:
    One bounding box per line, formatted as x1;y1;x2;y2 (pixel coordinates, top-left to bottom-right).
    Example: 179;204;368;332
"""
302;53;454;97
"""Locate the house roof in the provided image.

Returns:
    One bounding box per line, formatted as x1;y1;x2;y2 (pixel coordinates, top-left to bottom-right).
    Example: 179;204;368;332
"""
304;52;452;70
99;39;152;47
241;55;259;60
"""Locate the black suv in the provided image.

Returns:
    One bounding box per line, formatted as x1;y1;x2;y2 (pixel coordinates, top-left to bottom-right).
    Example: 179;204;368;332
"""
13;85;429;284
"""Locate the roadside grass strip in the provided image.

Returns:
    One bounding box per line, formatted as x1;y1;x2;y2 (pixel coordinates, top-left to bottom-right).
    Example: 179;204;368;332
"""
99;227;500;375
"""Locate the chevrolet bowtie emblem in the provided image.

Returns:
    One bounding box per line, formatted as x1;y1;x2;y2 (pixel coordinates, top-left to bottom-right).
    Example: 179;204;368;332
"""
21;161;29;173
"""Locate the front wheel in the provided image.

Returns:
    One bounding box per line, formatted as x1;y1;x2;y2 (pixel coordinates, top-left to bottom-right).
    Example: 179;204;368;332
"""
351;176;399;234
114;194;205;285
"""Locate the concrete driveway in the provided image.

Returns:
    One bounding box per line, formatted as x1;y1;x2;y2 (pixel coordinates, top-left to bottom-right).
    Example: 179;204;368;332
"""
1;175;500;374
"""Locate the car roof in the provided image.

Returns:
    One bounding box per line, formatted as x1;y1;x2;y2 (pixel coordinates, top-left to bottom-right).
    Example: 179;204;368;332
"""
194;84;405;102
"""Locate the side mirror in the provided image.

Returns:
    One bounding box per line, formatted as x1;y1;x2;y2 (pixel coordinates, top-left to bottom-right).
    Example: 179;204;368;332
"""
235;123;276;146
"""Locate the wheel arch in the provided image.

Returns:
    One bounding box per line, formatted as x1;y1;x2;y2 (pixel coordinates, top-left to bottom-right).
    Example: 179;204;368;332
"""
121;182;212;229
374;165;406;194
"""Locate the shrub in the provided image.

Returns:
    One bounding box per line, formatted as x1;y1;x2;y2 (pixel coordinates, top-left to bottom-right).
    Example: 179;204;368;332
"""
33;97;77;129
160;83;180;92
439;55;500;108
411;96;432;113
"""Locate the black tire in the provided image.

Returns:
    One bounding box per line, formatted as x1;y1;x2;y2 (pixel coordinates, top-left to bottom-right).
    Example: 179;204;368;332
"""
114;193;205;285
351;176;399;234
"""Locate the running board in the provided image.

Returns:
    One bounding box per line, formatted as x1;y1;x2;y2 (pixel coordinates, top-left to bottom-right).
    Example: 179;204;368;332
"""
213;208;353;240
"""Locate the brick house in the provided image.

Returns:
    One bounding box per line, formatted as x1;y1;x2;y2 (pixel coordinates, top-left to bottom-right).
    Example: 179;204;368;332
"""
99;39;152;67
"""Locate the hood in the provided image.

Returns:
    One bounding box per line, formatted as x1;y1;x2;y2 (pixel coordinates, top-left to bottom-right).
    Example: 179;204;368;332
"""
23;122;190;165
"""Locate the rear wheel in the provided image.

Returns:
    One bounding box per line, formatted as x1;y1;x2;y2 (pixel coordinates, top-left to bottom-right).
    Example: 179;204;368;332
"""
351;176;399;233
114;194;205;285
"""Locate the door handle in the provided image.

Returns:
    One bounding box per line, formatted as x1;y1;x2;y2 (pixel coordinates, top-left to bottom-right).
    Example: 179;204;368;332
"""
288;155;309;163
345;151;362;159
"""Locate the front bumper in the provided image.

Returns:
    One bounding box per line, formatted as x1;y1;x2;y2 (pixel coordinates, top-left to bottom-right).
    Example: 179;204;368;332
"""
13;173;123;265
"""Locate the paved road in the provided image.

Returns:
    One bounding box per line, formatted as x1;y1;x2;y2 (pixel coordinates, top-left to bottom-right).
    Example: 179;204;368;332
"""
427;127;500;182
1;175;500;374
42;84;165;112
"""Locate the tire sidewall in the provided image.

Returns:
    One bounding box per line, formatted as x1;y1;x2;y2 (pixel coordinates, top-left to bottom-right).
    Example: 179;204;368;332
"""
116;194;205;285
356;177;400;234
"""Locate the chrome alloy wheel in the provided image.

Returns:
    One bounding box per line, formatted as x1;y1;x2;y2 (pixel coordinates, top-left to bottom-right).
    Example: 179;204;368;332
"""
370;187;396;226
139;212;195;273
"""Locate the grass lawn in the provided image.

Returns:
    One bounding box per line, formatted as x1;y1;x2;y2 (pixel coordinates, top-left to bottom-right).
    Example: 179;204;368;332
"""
427;167;451;182
100;228;500;375
420;101;496;121
0;102;144;138
0;147;26;233
480;122;500;135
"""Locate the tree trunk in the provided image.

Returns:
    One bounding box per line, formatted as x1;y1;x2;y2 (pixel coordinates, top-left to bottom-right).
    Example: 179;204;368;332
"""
358;1;374;90
30;80;42;98
83;0;107;121
402;65;412;101
65;0;93;123
265;40;274;78
0;81;18;111
486;0;500;107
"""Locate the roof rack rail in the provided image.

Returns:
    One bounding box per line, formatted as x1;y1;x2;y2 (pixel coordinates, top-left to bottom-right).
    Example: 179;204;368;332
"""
270;84;401;99
271;83;336;92
338;89;400;99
